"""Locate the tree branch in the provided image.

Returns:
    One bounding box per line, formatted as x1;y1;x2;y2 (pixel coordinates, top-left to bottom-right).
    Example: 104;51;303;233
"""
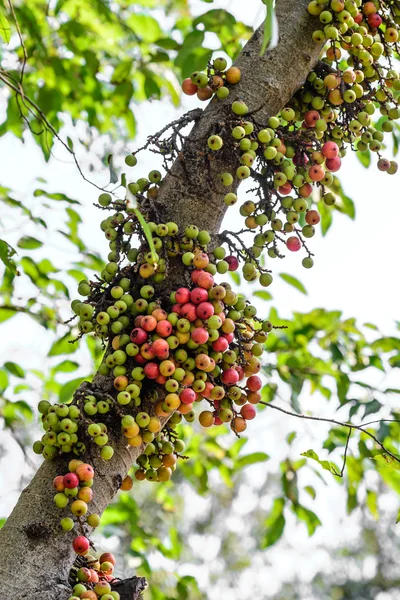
260;401;400;465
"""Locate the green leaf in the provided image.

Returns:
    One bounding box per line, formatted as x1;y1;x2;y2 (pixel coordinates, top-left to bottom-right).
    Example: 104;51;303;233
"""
59;377;87;404
262;498;285;548
3;400;33;425
4;361;25;378
356;150;371;168
128;14;162;43
33;189;80;204
235;452;269;469
279;273;307;295
363;399;382;417
17;236;43;250
0;12;11;44
301;449;340;477
193;9;236;32
366;489;378;519
0;308;16;323
0;369;9;392
0;239;17;273
292;503;321;536
373;454;400;471
53;360;79;374
253;290;273;301
48;332;80;356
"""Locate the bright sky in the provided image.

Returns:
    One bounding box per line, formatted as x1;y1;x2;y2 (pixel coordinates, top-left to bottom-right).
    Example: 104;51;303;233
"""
0;1;399;598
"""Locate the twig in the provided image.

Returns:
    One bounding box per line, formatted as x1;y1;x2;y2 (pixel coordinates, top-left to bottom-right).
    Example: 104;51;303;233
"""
0;72;110;193
259;401;400;465
7;0;28;85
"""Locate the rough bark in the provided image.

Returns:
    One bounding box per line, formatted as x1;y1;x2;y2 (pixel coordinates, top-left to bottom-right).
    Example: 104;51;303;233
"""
0;2;322;598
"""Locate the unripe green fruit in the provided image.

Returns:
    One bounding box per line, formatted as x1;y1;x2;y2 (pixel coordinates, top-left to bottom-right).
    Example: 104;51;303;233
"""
208;135;223;150
88;423;101;437
125;154;137;167
302;257;314;269
231;100;248;115
260;273;273;287
194;72;209;88
268;116;280;128
216;86;229;99
236;166;250;180
54;493;69;508
224;193;237;206
101;446;114;461
60;517;74;531
220;172;233;186
232;126;246;139
78;281;90;296
98;193;112;207
87;513;101;527
213;57;227;71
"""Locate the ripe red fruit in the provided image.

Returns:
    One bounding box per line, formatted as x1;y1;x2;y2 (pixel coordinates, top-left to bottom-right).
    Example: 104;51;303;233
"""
197;271;214;289
73;535;90;555
368;13;382;27
214;416;223;425
305;210;321;225
286;236;301;252
191;269;203;284
172;303;182;315
240;404;256;420
63;472;79;489
181;303;197;322
279;182;292;195
236;365;245;381
304;110;320;127
142;315;157;332
134;354;147;365
298;183;313;198
326;156;342;172
156;319;173;337
76;463;94;482
191;327;209;344
182;78;198;96
223;332;234;344
226;256;239;271
130;327;148;344
221;368;239;386
99;552;116;566
321;141;339;159
202;381;214;398
88;569;99;583
308;164;325;182
175;287;190;304
152;338;170;359
144;362;160;379
196;301;214;319
53;475;65;492
212;337;229;352
180;388;196;405
190;287;209;305
247;375;262;392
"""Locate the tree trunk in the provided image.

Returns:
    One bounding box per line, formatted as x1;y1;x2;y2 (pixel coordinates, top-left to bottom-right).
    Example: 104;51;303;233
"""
0;2;322;598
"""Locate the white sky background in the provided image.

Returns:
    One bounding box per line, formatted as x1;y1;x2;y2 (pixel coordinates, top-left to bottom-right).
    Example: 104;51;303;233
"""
0;0;400;597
